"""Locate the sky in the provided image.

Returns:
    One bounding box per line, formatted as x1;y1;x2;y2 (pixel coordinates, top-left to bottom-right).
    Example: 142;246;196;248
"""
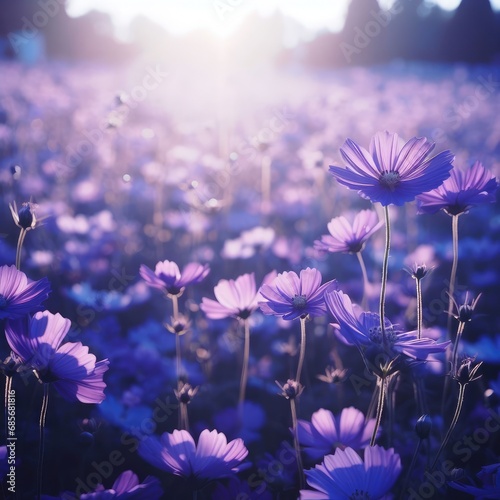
66;0;500;41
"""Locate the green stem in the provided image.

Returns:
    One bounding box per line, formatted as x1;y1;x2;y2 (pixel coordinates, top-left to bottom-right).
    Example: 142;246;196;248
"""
16;228;27;271
431;382;466;470
370;376;386;446
356;251;369;310
37;384;49;500
238;318;250;408
290;398;305;490
296;317;307;385
379;205;391;345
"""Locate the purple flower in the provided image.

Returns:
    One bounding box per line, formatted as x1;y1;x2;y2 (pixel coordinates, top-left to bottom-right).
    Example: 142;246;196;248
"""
417;161;498;215
296;407;377;460
325;290;450;360
5;311;109;404
329;131;454;206
314;210;383;254
201;271;276;320
0;265;51;319
139;260;209;296
201;273;258;320
79;470;163;499
300;446;401;499
258;268;335;320
138;429;248;481
46;471;163;499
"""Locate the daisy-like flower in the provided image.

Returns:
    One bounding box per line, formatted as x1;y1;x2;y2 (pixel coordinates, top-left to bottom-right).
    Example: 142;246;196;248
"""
139;260;210;296
78;470;163;500
258;268;335;320
300;445;401;499
314;210;382;254
138;429;248;483
0;265;51;320
296;407;377;460
6;311;109;403
417;161;498;216
200;273;260;320
329;131;454;206
325;290;450;360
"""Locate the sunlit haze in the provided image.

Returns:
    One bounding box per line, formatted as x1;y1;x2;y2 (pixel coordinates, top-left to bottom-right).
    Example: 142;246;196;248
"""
67;0;500;42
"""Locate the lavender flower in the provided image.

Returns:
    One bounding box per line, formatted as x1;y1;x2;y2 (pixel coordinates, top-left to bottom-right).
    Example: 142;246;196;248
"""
138;429;248;481
0;265;51;319
5;311;109;403
200;272;259;320
329;131;454;206
300;445;401;499
417;161;498;216
46;470;162;499
139;260;210;296
258;268;335;320
314;210;382;254
296;407;377;460
325;290;450;360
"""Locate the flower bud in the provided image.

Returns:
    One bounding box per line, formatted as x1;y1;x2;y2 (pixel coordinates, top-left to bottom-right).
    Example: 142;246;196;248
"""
415;414;432;439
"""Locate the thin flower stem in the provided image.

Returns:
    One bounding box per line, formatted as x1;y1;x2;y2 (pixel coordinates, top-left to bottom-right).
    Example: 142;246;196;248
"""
175;333;182;382
171;294;179;321
239;318;250;408
15;228;27;271
366;380;379;422
400;439;422;500
295;317;307;385
370;376;386;446
379;205;391;345
431;382;466;470
446;214;460;340
290;398;305;490
180;402;189;432
37;384;49;500
416;278;423;339
451;322;465;377
356;251;369;310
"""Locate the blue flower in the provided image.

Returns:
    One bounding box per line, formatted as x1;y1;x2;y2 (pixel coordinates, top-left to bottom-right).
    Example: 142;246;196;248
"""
325;289;450;360
301;445;401;499
329;131;454;206
0;265;51;319
258;268;336;320
296;407;377;460
417;161;498;215
139;429;248;482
